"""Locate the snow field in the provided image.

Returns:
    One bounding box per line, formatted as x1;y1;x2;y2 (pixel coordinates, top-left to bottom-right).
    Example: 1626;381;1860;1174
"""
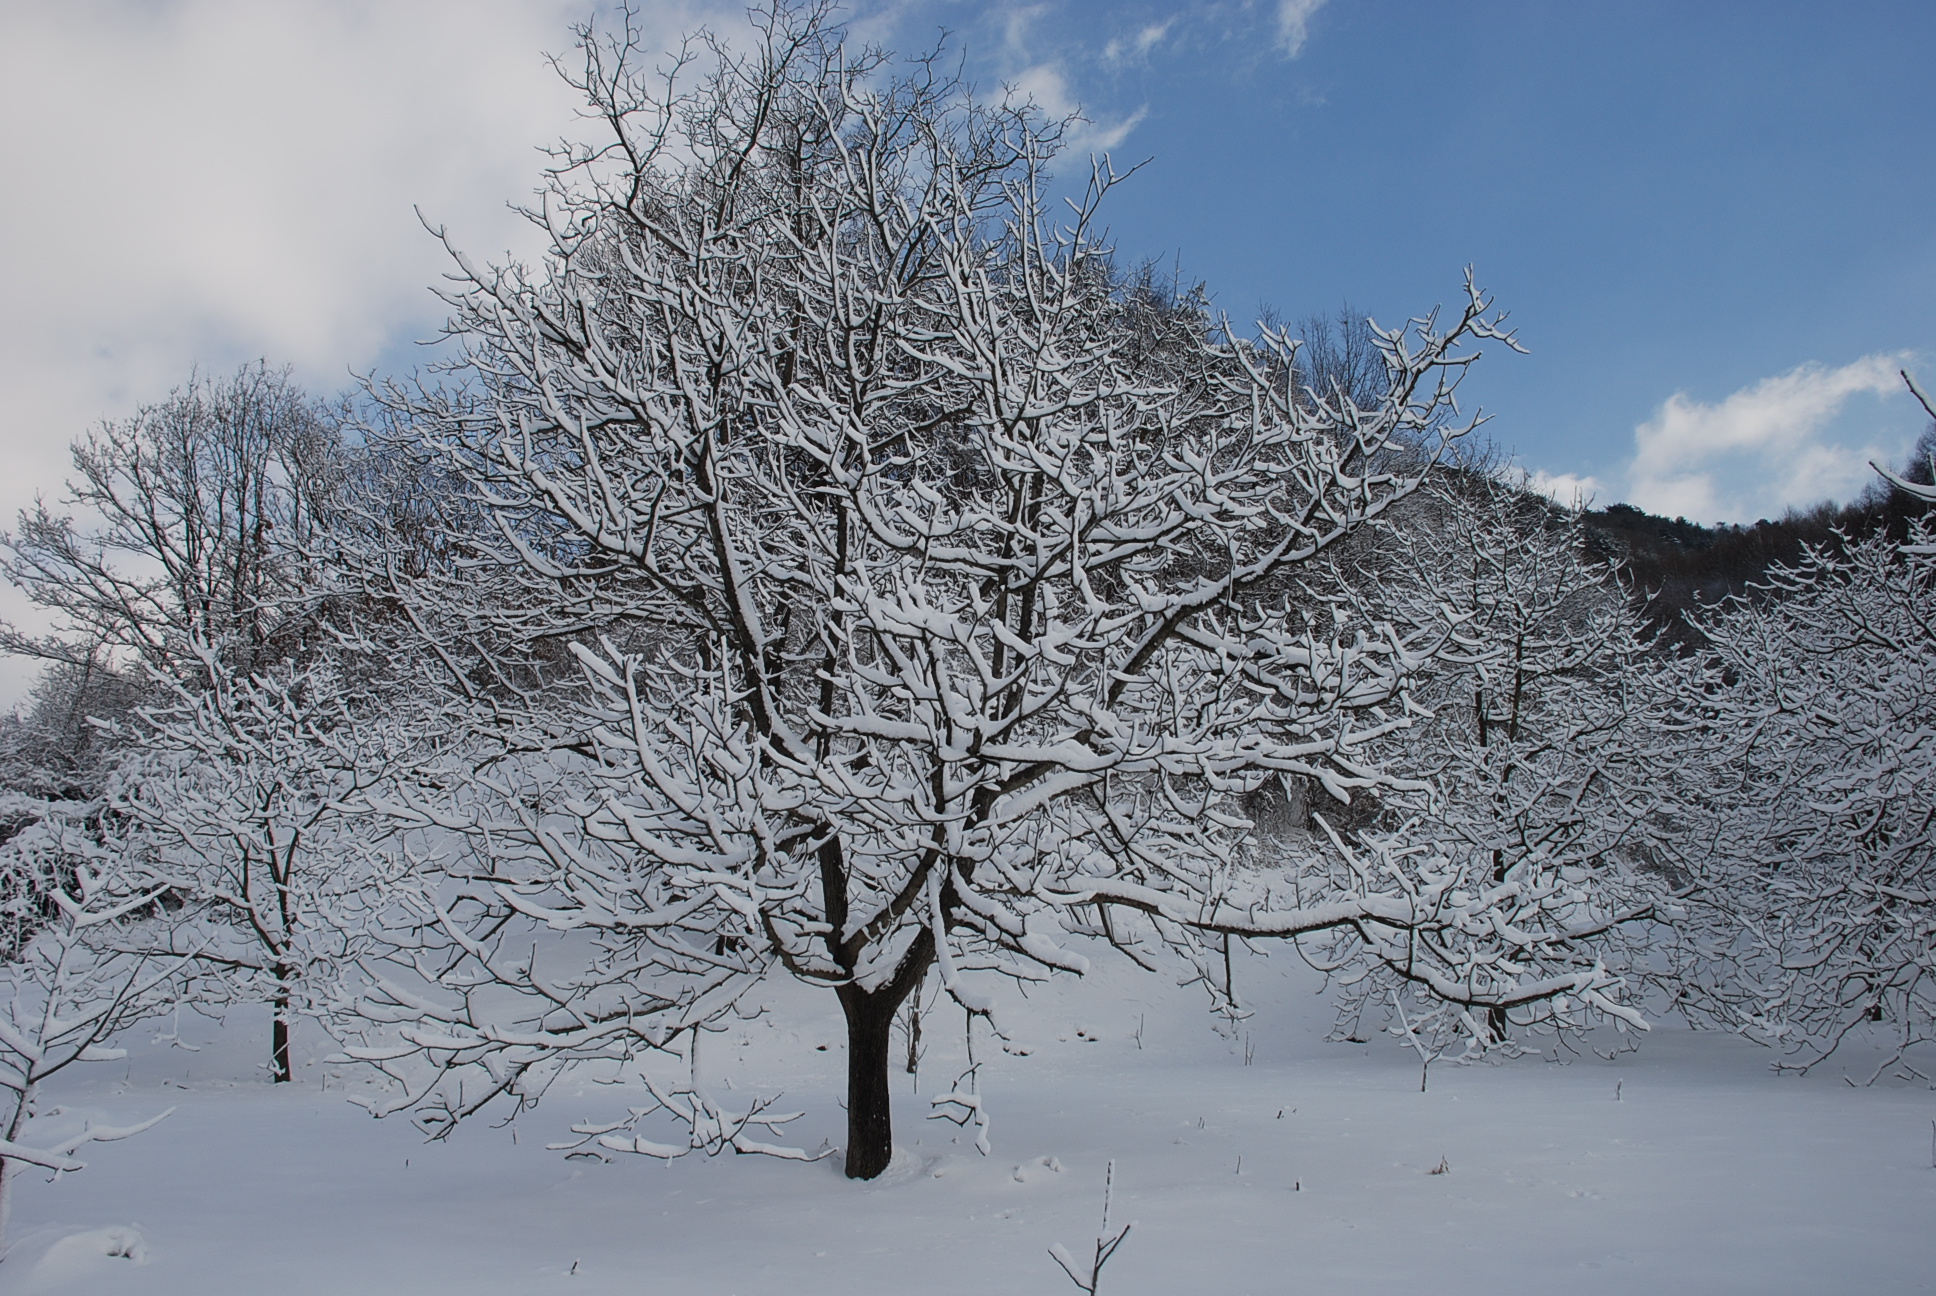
1;947;1931;1295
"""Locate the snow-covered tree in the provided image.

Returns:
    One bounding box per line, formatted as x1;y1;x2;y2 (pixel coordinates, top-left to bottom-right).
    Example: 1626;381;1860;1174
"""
0;661;147;813
343;4;1518;1178
0;352;417;1088
1668;513;1936;1075
0;362;343;685
1289;474;1675;1069
0;802;177;1248
113;651;419;1083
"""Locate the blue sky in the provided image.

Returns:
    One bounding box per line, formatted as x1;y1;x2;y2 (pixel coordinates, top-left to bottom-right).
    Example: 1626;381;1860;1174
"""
0;0;1930;578
893;0;1936;523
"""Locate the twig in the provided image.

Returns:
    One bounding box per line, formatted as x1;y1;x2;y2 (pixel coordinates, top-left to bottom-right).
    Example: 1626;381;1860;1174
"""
1049;1160;1134;1295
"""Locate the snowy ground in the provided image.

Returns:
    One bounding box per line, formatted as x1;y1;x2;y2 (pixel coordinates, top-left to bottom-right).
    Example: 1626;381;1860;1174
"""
3;946;1932;1295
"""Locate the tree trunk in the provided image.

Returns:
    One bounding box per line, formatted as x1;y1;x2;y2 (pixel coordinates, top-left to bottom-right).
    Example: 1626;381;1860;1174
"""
0;1157;14;1252
1;1089;29;1249
270;974;292;1084
835;933;934;1180
838;985;897;1180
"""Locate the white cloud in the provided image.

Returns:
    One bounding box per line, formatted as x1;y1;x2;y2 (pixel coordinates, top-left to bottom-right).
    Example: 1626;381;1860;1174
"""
1275;0;1328;57
999;2;1049;58
0;0;742;703
1624;355;1915;523
1103;19;1174;65
1520;470;1608;509
1008;63;1147;153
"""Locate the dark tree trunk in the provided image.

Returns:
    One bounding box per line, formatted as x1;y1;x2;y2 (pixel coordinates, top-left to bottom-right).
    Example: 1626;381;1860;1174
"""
1487;845;1510;1047
270;975;292;1084
838;985;897;1179
835;932;935;1180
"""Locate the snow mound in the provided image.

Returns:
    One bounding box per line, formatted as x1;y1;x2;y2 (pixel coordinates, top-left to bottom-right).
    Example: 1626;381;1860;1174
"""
4;1226;149;1293
1012;1155;1063;1183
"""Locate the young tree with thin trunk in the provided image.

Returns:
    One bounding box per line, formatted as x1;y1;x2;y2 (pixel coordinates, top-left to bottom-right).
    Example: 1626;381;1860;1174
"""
345;3;1517;1179
114;653;415;1083
0;361;394;1084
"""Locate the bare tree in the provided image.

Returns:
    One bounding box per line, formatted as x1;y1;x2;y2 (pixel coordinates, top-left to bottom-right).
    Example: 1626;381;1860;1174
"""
1277;302;1390;414
343;3;1517;1179
0;361;343;685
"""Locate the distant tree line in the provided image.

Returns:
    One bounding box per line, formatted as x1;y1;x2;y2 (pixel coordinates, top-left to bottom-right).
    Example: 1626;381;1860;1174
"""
1583;430;1936;649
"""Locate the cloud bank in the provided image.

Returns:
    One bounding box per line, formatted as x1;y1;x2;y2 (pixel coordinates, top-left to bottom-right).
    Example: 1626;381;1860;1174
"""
1625;356;1914;523
1522;470;1609;508
0;0;742;701
0;1;605;497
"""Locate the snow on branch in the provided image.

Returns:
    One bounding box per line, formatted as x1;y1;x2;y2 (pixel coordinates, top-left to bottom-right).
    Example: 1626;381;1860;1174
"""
0;801;182;1245
546;1032;829;1163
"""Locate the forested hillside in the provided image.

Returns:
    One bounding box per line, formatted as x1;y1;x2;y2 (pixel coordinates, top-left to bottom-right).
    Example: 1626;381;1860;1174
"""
1584;438;1935;646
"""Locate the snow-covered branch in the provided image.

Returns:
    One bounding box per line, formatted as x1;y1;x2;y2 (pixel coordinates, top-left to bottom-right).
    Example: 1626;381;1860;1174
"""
0;801;180;1246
